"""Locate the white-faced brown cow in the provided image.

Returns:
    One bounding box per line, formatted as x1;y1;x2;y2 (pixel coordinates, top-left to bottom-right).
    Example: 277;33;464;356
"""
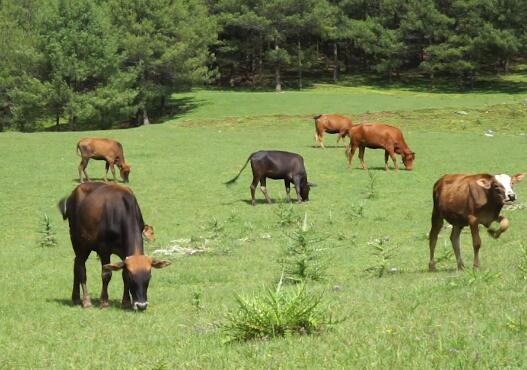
77;138;131;183
314;114;353;148
428;173;525;271
59;182;170;310
347;124;415;172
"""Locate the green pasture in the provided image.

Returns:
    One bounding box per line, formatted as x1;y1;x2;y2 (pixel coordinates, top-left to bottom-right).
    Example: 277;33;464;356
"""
2;83;527;369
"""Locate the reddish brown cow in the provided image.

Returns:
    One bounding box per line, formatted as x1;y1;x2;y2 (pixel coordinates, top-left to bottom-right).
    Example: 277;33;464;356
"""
59;182;169;310
428;173;525;271
314;114;353;148
77;138;131;183
347;124;415;171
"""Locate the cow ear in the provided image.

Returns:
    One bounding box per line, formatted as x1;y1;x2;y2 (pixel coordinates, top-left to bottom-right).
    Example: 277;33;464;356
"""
151;259;171;269
476;178;491;189
512;173;526;185
103;261;125;271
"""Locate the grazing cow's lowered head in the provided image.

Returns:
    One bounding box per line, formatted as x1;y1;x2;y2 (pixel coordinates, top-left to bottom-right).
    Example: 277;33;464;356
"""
402;151;416;171
104;255;170;311
119;163;131;183
299;177;311;201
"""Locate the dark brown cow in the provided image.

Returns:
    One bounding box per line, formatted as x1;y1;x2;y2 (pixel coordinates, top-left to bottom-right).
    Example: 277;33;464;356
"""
77;138;131;183
59;182;169;310
67;181;155;240
428;173;525;271
314;114;353;148
347;124;415;172
225;150;313;205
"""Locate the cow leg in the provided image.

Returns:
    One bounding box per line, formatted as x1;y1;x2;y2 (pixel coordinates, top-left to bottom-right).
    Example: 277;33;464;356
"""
284;179;291;202
121;270;132;309
389;151;398;172
104;162;110;182
468;219;481;270
260;178;272;204
250;176;259;206
348;145;357;168
79;158;89;183
358;146;367;170
316;129;325;149
73;252;91;308
109;161;117;181
384;151;389;171
450;225;464;271
428;210;443;272
99;253;112;308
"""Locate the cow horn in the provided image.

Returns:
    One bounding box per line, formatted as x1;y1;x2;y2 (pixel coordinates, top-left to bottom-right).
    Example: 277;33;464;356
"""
308;182;317;187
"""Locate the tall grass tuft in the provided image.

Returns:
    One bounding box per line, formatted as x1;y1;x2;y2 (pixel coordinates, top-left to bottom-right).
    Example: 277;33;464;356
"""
222;281;339;343
275;200;300;227
38;213;57;248
280;213;327;283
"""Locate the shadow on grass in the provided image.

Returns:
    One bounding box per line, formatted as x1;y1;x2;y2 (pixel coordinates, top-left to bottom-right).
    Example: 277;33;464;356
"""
48;298;123;309
42;95;204;133
70;178;126;184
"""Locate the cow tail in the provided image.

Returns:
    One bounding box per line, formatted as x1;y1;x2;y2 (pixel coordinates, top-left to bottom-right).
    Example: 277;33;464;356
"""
58;198;68;220
224;153;253;186
75;143;82;157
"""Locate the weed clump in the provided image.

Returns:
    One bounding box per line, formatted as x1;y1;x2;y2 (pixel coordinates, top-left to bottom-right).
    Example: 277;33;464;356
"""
364;236;398;277
38;213;57;248
222;282;338;342
280;213;327;283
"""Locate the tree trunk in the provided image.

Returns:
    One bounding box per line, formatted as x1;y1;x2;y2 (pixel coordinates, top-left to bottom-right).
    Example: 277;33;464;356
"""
142;107;150;125
160;95;166;113
275;43;282;92
333;42;339;82
69;115;76;131
298;40;303;90
55;113;60;131
504;57;509;73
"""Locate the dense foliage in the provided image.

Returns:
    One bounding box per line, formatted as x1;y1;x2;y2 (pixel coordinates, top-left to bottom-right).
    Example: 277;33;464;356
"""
1;0;527;130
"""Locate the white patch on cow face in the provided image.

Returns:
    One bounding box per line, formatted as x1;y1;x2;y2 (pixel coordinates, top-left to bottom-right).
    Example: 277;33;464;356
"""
495;174;516;201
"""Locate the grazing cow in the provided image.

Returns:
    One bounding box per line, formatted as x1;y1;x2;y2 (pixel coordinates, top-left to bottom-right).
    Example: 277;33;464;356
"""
347;124;415;172
428;173;525;271
225;150;313;205
58;182;170;310
77;138;131;183
314;114;353;148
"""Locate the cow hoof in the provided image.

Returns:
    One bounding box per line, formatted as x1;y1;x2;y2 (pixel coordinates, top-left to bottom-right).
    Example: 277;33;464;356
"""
122;302;132;310
100;300;110;308
72;298;81;306
82;300;92;308
487;229;500;239
428;263;436;272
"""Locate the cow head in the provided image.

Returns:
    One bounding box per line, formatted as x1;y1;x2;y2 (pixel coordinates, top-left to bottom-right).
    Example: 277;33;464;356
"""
402;151;415;170
300;177;310;201
477;173;525;203
103;255;170;311
119;164;131;183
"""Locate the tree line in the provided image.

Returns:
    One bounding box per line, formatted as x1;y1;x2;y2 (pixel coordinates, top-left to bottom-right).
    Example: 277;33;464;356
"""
1;0;526;131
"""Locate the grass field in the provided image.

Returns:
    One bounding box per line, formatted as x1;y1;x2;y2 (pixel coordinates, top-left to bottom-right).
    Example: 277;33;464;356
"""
2;81;527;369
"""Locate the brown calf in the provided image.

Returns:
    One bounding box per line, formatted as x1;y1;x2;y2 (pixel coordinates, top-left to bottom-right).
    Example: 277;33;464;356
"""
428;173;525;271
347;124;415;171
58;182;169;310
314;114;353;148
77;138;131;183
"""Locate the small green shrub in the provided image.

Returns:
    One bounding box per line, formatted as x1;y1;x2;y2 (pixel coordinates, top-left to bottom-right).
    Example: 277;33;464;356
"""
280;213;328;283
222;282;339;343
365;171;378;199
517;243;527;280
38;213;57;248
274;200;300;227
364;236;398;277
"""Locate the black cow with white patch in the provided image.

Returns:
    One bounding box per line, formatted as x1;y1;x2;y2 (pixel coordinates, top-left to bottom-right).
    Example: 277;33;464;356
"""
225;150;313;205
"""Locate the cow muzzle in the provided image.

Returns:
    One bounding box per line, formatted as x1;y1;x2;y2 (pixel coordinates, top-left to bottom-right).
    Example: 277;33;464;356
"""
507;193;516;202
133;301;149;311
